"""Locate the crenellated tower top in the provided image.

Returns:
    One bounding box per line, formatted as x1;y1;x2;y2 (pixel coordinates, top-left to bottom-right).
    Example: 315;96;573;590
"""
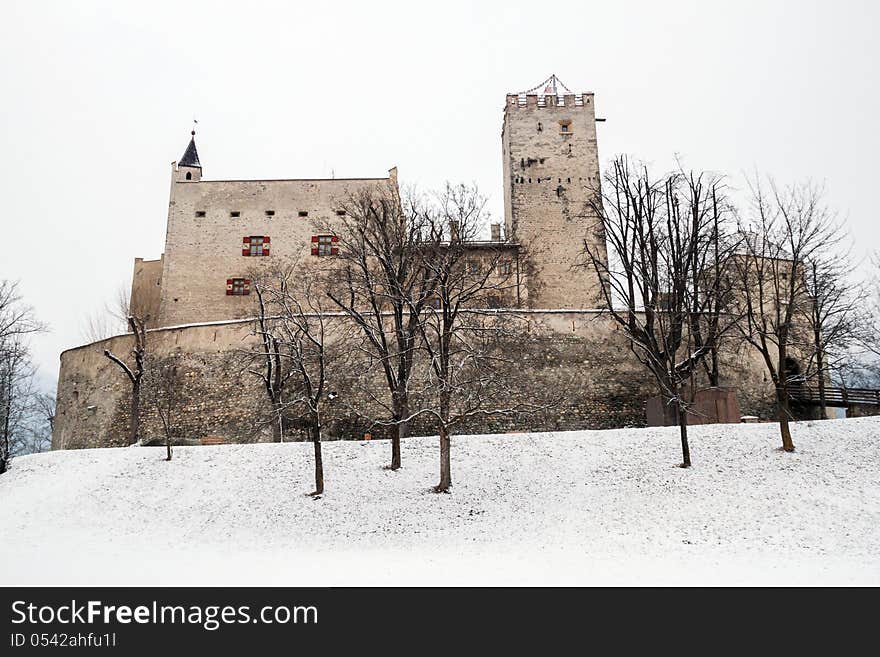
500;74;607;308
505;74;592;109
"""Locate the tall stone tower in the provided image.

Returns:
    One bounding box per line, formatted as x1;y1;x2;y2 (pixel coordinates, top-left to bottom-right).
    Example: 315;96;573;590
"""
502;75;607;308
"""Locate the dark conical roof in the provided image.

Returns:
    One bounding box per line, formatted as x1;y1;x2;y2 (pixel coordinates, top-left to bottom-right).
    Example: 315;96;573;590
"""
179;131;201;168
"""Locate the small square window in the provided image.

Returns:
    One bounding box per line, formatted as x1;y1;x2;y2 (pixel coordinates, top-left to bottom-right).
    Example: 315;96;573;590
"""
466;261;480;275
298;211;309;217
195;210;206;218
230;211;241;218
497;261;512;276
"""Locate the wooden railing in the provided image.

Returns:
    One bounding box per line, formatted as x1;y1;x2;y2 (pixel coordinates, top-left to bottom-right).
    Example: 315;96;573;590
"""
785;386;880;407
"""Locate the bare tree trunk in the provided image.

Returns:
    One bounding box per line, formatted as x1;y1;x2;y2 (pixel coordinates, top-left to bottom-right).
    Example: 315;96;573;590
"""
390;391;407;470
129;380;140;445
0;389;10;474
311;424;324;496
814;328;827;419
165;433;173;461
1;373;11;474
709;346;720;388
678;404;691;468
436;423;451;493
777;388;796;452
271;400;284;442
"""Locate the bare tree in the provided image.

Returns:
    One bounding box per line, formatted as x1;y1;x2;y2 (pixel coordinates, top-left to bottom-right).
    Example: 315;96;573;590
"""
24;392;55;455
731;176;844;451
0;281;45;474
147;357;185;461
103;316;147;445
328;185;438;470
81;283;133;343
0;281;45;343
253;263;350;496
411;183;522;492
244;279;298;443
1;340;36;473
801;250;862;417
581;157;736;467
860;253;880;362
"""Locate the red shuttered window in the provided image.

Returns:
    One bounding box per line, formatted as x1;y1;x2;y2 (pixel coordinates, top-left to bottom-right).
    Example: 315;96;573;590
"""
227;278;250;296
311;235;339;256
242;236;270;256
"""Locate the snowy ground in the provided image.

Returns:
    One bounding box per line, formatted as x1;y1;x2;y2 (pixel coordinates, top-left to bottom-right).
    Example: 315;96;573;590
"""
1;417;878;586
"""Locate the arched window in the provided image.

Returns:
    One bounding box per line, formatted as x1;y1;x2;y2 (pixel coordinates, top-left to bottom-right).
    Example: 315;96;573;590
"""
185;171;192;180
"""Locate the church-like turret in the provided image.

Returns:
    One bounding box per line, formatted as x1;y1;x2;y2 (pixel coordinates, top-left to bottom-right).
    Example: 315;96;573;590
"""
175;130;202;182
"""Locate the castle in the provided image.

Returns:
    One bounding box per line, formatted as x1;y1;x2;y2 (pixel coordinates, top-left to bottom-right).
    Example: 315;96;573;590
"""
52;77;772;449
133;76;606;327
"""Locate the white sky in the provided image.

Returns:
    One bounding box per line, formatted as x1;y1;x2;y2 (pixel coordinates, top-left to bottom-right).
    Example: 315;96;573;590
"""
2;0;878;388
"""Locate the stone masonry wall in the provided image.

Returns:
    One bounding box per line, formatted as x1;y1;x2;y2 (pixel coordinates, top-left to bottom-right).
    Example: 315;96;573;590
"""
53;311;776;450
130;256;162;326
154;170;397;327
502;93;607;309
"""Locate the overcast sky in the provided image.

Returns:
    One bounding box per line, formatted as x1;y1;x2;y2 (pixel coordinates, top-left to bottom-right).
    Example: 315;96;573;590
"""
2;0;877;387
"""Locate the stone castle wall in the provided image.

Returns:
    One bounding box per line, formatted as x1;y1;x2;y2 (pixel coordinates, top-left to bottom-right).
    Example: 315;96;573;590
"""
155;170;398;328
130;256;162;322
52;310;775;450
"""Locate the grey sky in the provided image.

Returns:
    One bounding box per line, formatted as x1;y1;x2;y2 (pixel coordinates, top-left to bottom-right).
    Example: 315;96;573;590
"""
1;0;877;386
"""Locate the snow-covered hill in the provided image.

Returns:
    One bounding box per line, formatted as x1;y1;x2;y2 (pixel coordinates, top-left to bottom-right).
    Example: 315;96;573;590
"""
1;418;878;586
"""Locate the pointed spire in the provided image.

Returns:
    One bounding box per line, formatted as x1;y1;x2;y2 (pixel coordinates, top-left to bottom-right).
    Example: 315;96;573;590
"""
179;129;201;168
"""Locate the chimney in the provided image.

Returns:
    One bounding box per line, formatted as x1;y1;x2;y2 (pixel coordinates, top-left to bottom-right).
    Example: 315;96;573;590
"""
490;223;502;241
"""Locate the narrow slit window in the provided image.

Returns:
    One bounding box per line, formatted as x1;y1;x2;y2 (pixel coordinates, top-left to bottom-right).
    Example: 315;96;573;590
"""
230;211;241;218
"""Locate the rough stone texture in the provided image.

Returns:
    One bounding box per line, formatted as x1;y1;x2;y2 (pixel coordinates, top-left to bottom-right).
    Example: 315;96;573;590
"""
502;93;608;309
153;166;399;327
52;311;777;450
130;256;162;326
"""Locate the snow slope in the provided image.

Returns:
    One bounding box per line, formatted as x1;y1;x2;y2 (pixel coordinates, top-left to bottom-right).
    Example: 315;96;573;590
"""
1;418;878;586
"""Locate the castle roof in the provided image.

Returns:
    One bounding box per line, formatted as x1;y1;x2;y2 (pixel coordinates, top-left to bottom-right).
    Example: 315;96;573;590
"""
179;132;201;168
